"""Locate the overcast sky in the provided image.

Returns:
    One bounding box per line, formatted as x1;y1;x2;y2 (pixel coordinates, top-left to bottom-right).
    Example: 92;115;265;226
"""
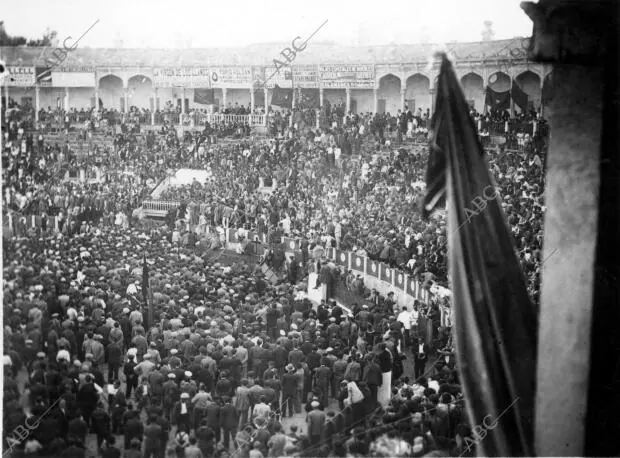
4;0;533;48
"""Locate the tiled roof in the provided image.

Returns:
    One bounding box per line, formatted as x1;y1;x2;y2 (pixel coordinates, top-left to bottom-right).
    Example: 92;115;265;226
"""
0;37;529;67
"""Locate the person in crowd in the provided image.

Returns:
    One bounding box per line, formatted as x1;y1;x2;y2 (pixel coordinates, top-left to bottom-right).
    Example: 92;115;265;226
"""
1;101;547;457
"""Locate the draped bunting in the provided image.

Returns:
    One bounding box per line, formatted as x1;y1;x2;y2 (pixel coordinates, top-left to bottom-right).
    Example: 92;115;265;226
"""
351;253;366;273
271;85;293;108
395;271;406;291
366;259;379;278
380;263;393;283
484;86;511;111
335;249;348;267
511;82;529;111
194;88;215;105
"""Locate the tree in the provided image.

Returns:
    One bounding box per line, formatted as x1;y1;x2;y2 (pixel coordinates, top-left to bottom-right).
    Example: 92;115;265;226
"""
482;20;495;42
0;22;27;46
0;22;58;47
27;27;58;47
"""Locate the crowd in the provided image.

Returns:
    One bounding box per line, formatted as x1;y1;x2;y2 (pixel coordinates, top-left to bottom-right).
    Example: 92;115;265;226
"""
2;90;547;457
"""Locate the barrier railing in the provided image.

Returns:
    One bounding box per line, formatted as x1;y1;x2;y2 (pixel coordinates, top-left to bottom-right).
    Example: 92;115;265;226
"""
142;200;182;214
484;120;506;135
223;227;438;304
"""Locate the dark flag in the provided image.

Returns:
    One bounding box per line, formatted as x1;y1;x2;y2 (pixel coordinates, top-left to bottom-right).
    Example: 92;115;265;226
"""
484;86;511;111
35;66;52;85
271;85;293;108
422;54;537;457
194;88;215;105
511;81;529;111
299;88;320;109
253;89;265;107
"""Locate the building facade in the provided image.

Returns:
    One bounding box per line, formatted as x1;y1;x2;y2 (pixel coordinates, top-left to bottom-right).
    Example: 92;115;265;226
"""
1;37;552;117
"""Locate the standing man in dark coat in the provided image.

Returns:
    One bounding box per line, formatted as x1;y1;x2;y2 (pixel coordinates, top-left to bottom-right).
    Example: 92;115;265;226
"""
91;402;111;449
219;397;238;450
204;399;221;444
313;358;332;408
363;354;383;406
107;340;122;383
123;408;143;450
142;415;163;458
123;354;138;399
413;337;429;379
77;375;98;427
306;401;326;446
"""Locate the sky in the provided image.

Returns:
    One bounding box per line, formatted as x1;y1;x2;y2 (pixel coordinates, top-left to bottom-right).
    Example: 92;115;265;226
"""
3;0;534;48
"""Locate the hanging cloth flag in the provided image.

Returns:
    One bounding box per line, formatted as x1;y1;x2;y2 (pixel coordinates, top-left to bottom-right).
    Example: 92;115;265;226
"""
511;81;529;111
271;85;293;108
484;86;511;111
194;88;215;105
299;88;320;109
35;67;52;85
422;53;537;457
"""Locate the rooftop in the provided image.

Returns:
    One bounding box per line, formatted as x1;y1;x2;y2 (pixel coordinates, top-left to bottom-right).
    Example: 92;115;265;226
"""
0;37;529;67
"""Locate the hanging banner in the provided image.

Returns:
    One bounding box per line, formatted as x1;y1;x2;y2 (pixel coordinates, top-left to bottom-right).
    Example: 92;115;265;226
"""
395;271;406;291
407;277;419;298
264;67;293;89
51;71;95;87
366;259;379;278
335;249;348;267
57;66;96;72
209;67;253;88
293;65;320;88
153;67;211;88
8;67;35;86
380;263;393;284
319;64;375;88
351;253;365;273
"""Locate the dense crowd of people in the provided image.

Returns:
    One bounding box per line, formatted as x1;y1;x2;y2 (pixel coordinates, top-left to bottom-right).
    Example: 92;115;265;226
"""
2;91;547;457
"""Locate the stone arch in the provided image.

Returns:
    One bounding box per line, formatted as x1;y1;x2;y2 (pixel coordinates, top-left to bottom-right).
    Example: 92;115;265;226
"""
99;74;124;110
127;74;153;109
461;72;485;111
488;71;511;92
516;70;542;110
404;73;430;112
377;74;402;115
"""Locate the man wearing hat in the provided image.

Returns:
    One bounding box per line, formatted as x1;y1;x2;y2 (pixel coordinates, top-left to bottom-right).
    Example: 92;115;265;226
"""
306;401;326;446
172;393;193;433
281;364;298;418
313;358;332;408
162;373;179;421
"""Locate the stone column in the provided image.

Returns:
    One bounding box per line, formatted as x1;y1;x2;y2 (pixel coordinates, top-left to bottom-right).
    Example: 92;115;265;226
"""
222;88;228;109
400;87;406;112
94;86;99;111
35;86;40;122
123;87;129;112
250;88;255;113
65;87;70;111
181;88;186;114
319;87;324;108
429;88;435;115
373;88;378;113
345;87;351;114
520;1;619;456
